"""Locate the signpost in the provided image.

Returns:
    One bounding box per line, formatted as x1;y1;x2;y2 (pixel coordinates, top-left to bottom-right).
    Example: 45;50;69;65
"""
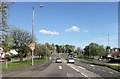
30;43;35;66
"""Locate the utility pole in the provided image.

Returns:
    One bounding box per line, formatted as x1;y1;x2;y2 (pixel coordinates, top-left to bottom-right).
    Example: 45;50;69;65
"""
31;6;34;66
108;34;109;46
107;34;110;54
31;5;43;66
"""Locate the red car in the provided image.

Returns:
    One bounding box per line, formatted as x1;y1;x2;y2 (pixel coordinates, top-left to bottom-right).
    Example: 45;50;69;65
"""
0;58;7;62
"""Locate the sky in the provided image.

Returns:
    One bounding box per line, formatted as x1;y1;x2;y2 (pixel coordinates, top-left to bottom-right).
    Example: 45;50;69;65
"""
8;2;118;49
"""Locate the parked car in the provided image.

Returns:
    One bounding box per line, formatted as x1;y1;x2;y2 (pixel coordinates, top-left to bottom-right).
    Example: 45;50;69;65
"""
55;57;62;63
0;57;11;62
0;58;6;62
67;58;75;64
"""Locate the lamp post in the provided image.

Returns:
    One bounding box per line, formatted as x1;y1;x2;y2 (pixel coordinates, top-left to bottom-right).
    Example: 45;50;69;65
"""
31;5;43;66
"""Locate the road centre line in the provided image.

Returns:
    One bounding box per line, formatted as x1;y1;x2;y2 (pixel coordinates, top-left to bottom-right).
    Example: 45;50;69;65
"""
78;66;86;70
90;65;95;67
81;73;88;77
97;69;100;70
109;72;113;74
58;66;62;70
93;68;95;69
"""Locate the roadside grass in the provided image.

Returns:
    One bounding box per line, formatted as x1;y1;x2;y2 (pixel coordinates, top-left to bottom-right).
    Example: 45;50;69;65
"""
2;56;50;72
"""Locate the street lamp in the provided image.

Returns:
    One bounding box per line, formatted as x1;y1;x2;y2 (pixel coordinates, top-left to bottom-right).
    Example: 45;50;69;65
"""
32;5;43;66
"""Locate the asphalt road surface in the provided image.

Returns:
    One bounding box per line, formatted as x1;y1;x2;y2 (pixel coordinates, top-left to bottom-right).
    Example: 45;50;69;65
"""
2;54;120;79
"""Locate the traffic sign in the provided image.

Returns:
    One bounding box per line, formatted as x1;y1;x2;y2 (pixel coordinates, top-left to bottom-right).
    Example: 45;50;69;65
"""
30;43;35;51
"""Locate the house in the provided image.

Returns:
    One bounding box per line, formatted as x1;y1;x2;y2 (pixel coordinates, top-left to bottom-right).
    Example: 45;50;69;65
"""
111;51;120;58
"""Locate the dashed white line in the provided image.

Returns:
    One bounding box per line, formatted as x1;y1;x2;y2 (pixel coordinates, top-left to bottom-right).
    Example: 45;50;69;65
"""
90;65;95;67
97;69;100;71
93;68;95;70
58;66;62;70
81;73;88;77
103;70;105;72
109;72;113;74
78;66;86;70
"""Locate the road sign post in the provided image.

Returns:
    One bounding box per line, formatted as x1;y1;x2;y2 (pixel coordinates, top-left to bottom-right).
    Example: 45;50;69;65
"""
30;43;35;66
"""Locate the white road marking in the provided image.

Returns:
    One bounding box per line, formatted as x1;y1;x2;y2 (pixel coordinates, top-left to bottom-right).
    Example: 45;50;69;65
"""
78;66;86;70
103;70;105;72
97;69;100;70
81;73;88;77
109;72;113;74
70;66;79;72
93;68;95;70
58;66;62;70
90;65;95;67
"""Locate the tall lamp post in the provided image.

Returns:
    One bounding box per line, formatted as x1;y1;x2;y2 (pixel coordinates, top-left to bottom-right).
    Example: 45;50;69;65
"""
31;5;43;66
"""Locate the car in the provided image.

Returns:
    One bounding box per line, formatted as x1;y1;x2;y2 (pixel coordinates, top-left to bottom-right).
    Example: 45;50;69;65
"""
67;58;75;64
0;57;11;62
55;57;62;63
0;58;7;62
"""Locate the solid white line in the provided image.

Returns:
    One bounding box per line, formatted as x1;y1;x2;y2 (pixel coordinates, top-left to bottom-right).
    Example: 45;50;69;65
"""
58;66;62;70
81;73;88;77
70;66;79;72
78;66;86;70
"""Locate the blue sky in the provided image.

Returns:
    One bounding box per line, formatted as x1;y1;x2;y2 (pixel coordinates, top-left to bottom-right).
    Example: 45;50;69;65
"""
9;2;118;48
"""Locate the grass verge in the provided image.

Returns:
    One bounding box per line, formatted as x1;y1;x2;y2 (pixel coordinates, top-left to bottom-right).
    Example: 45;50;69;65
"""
2;56;50;72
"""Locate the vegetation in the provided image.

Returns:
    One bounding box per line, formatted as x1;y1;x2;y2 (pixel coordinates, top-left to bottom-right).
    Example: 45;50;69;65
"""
84;43;106;58
10;27;32;62
0;2;10;44
2;57;48;72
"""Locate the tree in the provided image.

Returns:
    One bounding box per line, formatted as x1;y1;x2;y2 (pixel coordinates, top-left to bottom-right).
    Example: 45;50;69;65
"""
2;34;13;69
10;27;32;62
65;44;75;54
55;45;64;53
84;43;106;58
75;47;83;55
0;1;10;44
35;44;46;58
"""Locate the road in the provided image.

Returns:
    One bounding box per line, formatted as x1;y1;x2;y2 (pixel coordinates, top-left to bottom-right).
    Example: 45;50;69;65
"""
2;54;120;79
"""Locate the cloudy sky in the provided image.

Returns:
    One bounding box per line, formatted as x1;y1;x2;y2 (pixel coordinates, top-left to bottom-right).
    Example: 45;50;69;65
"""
9;2;118;48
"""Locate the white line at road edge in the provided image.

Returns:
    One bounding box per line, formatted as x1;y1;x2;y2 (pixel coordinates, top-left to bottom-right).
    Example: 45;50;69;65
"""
58;66;62;70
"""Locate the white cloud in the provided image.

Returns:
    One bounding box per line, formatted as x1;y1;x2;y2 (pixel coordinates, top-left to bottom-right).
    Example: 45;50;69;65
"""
39;29;59;35
65;26;80;32
84;29;89;33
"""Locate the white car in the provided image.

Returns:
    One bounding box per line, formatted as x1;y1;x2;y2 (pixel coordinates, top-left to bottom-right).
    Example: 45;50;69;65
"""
55;58;62;63
67;58;75;64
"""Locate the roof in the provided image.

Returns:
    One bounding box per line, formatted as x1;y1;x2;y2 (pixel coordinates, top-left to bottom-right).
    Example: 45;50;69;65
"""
111;51;120;57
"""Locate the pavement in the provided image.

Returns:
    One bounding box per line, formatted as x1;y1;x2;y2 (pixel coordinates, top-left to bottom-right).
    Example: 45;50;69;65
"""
1;53;120;79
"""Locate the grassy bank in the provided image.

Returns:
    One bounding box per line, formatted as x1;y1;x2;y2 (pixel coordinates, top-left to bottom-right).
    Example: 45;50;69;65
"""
2;56;50;72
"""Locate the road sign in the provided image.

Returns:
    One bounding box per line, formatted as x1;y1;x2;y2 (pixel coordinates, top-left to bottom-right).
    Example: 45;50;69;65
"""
30;43;35;51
